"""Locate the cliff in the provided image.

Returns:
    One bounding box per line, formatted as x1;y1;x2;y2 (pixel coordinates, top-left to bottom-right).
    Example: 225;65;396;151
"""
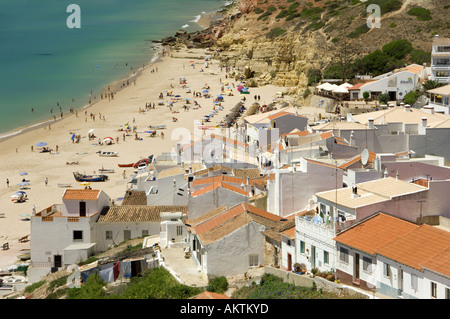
210;0;449;93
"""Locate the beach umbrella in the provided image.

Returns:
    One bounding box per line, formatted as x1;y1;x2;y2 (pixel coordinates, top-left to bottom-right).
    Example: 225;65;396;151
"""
18;182;30;186
19;172;28;176
71;133;76;141
332;86;349;93
203;90;209;93
36;142;47;147
80;182;91;186
88;129;94;134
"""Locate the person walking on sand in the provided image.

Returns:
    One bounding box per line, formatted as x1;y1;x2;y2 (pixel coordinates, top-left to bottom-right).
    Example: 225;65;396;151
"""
45;177;48;186
6;179;9;188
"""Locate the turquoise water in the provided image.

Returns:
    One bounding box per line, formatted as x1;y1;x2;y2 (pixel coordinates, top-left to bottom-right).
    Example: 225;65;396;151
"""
0;0;226;136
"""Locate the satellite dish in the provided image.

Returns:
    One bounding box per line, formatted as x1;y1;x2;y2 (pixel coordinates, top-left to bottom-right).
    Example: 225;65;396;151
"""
361;149;369;166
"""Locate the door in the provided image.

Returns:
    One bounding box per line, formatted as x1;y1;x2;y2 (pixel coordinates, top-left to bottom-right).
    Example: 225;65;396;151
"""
354;253;360;284
124;230;131;241
54;255;62;268
79;201;86;217
287;253;292;271
311;246;316;269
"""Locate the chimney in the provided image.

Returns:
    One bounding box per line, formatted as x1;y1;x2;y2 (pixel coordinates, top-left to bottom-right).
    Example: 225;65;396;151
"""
404;104;411;112
422;117;428;128
388;103;395;108
176;143;181;165
424;106;434;114
368;118;374;129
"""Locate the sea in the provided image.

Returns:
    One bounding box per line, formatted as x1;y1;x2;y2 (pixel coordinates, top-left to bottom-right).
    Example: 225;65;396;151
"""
0;0;229;138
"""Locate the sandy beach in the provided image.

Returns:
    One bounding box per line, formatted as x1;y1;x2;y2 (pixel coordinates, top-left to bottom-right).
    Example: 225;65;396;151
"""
0;45;293;269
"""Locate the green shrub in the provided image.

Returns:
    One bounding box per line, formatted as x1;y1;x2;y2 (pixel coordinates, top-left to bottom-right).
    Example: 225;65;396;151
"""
382;39;413;60
407;7;432;21
24;280;46;294
365;0;402;15
348;24;369;38
206;276;229;294
404;91;420;105
266;27;287;38
378;93;389;104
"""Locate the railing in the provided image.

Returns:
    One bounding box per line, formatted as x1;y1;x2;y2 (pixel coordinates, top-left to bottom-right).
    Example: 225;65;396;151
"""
42;216;54;222
30;261;52;268
67;217;80;222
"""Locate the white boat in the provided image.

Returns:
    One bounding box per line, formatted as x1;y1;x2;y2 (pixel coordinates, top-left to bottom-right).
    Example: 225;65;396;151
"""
98;168;115;173
96;151;118;157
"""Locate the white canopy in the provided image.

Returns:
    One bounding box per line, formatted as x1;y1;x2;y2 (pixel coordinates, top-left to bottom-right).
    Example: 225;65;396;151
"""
333;86;349;93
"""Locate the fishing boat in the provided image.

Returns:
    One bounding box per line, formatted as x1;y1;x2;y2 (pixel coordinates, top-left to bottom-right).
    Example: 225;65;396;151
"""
73;172;108;182
96;151;118;157
98;168;115;174
118;163;134;168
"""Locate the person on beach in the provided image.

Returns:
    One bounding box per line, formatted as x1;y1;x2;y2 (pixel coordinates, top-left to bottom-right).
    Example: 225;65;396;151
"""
6;179;9;187
45;177;48;186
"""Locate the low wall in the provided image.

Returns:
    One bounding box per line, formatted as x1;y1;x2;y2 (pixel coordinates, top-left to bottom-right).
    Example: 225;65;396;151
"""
264;266;370;298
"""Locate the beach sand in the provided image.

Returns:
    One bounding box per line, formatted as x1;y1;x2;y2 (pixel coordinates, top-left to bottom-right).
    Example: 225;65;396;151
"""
0;46;293;269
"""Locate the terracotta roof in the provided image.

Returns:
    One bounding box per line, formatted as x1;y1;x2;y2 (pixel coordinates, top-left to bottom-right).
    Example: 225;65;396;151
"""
122;190;147;205
191;203;285;245
338;151;376;169
334;213;418;255
190;181;250;197
192;175;245;187
268;111;305;121
63;189;101;200
348;82;372;90
335;213;450;276
97;205;187;223
190;291;230;299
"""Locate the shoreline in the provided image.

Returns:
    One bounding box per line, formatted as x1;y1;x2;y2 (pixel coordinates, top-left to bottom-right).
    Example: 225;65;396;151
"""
0;2;227;145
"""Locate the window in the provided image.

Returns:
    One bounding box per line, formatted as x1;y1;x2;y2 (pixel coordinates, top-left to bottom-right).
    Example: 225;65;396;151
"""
105;231;112;240
249;255;259;267
411;274;418;291
383;263;391;278
299;241;305;254
431;282;437;298
446;288;450;299
339;247;349;264
177;226;183;236
124;230;131;241
323;251;329;265
287;239;291;246
73;230;83;241
142;230;149;237
362;257;372;274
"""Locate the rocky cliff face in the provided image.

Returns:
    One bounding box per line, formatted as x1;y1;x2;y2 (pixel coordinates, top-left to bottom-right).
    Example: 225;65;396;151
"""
209;0;450;95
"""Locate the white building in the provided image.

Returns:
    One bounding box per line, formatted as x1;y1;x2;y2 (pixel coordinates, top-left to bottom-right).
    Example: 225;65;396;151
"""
266;158;343;218
334;212;450;299
348;64;427;102
427;84;450;114
431;36;450;84
94;205;187;252
29;189;111;282
186;203;286;280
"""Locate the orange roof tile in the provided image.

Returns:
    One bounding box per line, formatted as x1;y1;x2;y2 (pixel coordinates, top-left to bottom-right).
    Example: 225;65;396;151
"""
190;181;250;197
190;291;230;299
63;189;101;200
376;224;450;273
193;203;283;236
281;226;295;239
335;213;450;276
334;213;419;255
191;175;246;187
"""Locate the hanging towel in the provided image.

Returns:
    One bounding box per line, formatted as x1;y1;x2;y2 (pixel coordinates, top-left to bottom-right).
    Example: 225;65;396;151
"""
113;261;120;281
99;267;114;283
121;260;132;278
